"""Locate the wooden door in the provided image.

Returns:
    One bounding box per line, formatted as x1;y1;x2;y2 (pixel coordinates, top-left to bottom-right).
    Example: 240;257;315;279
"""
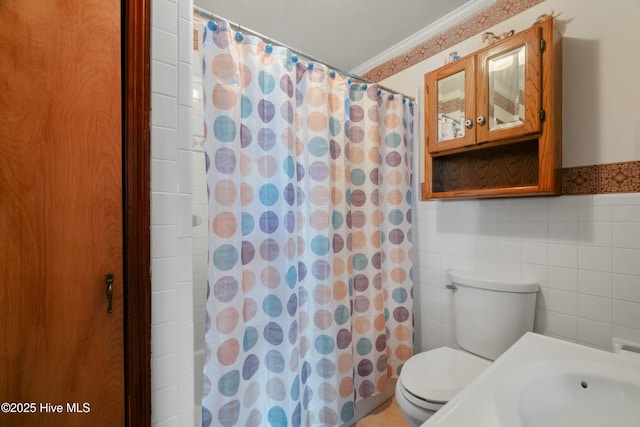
0;0;124;426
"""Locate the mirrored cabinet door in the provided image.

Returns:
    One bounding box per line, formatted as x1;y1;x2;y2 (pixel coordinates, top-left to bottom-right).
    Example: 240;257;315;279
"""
426;56;475;153
476;26;542;143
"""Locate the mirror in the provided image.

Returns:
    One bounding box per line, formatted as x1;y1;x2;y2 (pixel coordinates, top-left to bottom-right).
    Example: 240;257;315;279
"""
437;71;465;141
488;46;525;131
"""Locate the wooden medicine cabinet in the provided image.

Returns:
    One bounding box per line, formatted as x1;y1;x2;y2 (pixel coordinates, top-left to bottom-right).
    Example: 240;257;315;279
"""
423;19;561;199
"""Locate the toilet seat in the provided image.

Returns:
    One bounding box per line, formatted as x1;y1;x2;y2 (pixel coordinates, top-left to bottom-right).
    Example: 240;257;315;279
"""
399;347;490;408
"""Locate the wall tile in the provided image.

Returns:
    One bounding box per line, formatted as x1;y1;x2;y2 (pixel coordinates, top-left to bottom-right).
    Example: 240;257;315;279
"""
613;205;640;221
152;0;178;34
179;413;194;427
152;159;178;193
417;194;640;354
152;60;177;97
155;417;179;427
548;205;580;222
613;325;640;346
546;311;578;341
151;225;178;259
497;220;522;239
521;241;547;265
578;221;612;247
579;205;613;222
522;220;547;240
613;273;640;303
475;238;498;260
578;246;612;273
178;106;193;150
152;193;178;225
178;324;194;369
547;267;578;292
152;353;179;391
613;221;640;249
547;289;578;316
578;318;612;349
152;385;179;424
152;28;178;65
151;0;193;424
152;126;178;161
547;244;578;268
177;150;193;195
177;194;192;238
179;368;195;413
178;62;193;107
498;240;520;263
152;258;178;292
194;321;206;354
178;282;194;327
177;0;193;20
177;237;193;283
613;300;640;330
613;248;640;276
152;93;178;129
548;221;579;242
152;322;178;357
578;294;612;323
178;19;193;63
595;193;640;206
153;289;179;325
578;270;612;298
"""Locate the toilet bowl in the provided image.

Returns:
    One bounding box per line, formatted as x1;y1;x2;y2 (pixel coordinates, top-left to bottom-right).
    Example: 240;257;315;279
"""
395;347;490;426
396;270;538;426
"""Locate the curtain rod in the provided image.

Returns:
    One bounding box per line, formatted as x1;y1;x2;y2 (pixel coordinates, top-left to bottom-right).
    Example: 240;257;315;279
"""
193;6;415;102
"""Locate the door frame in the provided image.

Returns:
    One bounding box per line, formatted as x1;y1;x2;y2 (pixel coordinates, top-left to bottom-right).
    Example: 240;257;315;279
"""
123;0;152;426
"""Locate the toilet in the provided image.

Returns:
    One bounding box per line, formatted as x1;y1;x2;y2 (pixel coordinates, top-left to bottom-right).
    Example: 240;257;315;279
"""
396;270;538;427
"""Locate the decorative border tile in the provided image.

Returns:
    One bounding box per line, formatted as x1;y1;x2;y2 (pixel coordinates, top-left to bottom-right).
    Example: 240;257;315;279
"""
362;0;545;82
562;165;598;195
193;28;198;51
598;161;640;193
562;161;640;195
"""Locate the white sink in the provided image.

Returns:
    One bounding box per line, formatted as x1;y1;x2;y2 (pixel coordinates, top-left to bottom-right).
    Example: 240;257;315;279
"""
423;333;640;427
495;360;640;427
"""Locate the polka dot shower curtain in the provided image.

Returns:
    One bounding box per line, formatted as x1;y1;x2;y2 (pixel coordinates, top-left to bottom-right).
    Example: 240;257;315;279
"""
202;21;415;427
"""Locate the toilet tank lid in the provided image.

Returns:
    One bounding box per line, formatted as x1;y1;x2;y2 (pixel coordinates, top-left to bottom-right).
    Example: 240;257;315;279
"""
448;269;538;293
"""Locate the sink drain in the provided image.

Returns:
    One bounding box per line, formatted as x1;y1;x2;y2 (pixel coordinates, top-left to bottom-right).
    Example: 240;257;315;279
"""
580;381;588;389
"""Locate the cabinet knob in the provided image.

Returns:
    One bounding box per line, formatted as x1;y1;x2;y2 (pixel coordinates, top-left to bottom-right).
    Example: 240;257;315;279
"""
477;116;486;126
464;119;474;129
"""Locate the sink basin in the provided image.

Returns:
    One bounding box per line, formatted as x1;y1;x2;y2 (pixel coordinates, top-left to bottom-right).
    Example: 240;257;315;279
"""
496;360;640;427
423;333;640;427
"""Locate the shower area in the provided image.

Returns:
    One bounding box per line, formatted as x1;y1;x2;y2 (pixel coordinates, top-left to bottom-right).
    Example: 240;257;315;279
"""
191;9;416;426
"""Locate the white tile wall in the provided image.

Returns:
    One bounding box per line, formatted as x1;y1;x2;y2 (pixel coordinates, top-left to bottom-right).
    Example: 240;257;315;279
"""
415;193;640;353
151;0;194;426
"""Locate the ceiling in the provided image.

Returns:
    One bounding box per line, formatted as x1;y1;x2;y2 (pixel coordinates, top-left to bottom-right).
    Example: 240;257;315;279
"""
194;0;477;73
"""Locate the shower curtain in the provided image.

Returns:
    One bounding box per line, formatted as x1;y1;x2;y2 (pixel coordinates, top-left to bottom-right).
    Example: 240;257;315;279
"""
202;21;415;427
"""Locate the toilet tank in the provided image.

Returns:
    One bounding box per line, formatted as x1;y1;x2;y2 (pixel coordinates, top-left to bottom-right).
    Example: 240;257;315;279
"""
449;270;538;361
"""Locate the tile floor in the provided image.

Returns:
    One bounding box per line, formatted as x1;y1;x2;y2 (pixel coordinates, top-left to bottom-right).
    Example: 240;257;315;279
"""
354;397;410;427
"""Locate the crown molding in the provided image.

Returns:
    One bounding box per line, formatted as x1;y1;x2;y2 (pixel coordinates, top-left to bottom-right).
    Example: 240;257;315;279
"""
352;0;496;76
